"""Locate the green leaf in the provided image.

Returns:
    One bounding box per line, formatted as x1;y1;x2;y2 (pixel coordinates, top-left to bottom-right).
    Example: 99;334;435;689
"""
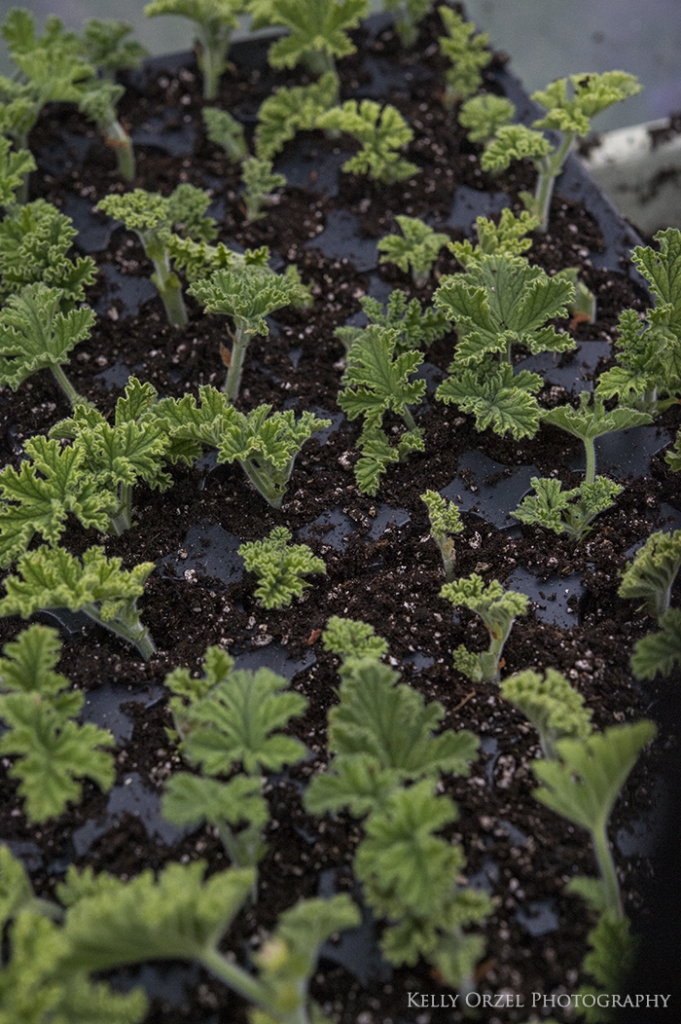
239;526;326;608
449;209;537;268
481;123;552;173
162;772;268;830
512;475;622;543
501;667;592;760
181;663;307;774
240;157;287;221
533;72;641;136
0;845;34;928
304;752;399;817
255;72;338;159
0;624;69;698
322;615;388;661
441;573;528;683
631;608;681;680
60;860;255;972
533;721;656;838
438;6;491;103
0;135;35;207
335;289;448;354
458;94;515;144
203;106;247;163
318;100;417;184
377;216;449;286
79;18;149;76
436;363;542;439
265;0;368;70
542;391;652;443
618;529;681;618
338;324;425;428
189;263;303;334
579;911;638;1023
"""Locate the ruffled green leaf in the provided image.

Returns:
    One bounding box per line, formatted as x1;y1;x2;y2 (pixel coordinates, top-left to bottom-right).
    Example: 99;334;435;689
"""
618;529;681;618
239;527;326;608
631;608;681;680
501;667;592;760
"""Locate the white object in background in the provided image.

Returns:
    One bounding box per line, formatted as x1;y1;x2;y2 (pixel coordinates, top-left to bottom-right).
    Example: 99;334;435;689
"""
582;119;681;234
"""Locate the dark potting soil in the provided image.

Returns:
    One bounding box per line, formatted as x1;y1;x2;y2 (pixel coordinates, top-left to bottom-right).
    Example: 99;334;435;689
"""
1;9;680;1024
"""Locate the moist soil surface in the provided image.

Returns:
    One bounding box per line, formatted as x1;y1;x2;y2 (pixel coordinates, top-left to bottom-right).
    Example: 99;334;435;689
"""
1;9;680;1024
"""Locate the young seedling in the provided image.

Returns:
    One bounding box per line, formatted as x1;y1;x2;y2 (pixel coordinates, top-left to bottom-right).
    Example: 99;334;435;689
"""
421;490;463;582
0;135;35;208
162;646;307;871
440;573;529;683
168;235;272;283
438;6;492;107
202;106;248;163
305;655;487;987
144;0;245;100
500;667;593;761
337;324;425;494
482;72;641;230
512;475;623;545
434;253;574;439
618;529;681;619
317;100;418;184
240;156;286;221
377;215;449;288
0;545;157;661
0;199;97;308
533;719;656;918
459;93;515;144
0;282;94;408
239;526;326;609
334;289;448;355
630;608;681;681
0;625;115;823
666;428;681;472
79;18;149;80
541;392;652;485
78;81;135;181
449;208;538;269
261;0;369;80
597;229;681;413
97;185;217;328
383;0;433;48
322;615;389;662
189;263;308;401
254;72;339;160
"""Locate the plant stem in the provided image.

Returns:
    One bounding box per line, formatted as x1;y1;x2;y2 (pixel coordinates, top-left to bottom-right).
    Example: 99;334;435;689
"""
105;119;135;181
535;131;575;231
240;458;288;509
222;321;249;403
402;407;417;431
199;946;269;1009
110;483;132;536
584;436;596;485
592;823;623;919
83;603;157;661
50;364;89;409
150;254;188;329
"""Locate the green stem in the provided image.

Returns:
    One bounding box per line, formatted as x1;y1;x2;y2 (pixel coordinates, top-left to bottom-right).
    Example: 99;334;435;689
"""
83;603;157;661
110;483;132;536
592;823;623;919
196;24;228;101
151;255;188;329
50;364;89;409
240;457;288;509
534;130;575;231
302;48;336;78
105;119;135;181
199;946;270;1010
402;407;417;431
584;436;596;485
222;321;250;403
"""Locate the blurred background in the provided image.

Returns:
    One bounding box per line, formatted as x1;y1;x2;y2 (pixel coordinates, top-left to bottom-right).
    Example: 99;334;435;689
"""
1;0;680;229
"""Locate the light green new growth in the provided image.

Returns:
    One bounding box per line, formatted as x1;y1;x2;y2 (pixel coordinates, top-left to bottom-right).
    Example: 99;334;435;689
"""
482;72;641;230
97;185;217;327
337;324;425;494
0;545;156;661
440;573;528;683
438;6;492;107
304;656;486;987
541;392;652;485
0;199;97;308
144;0;245;99
318;99;417;184
459;93;515;144
0;625;115;823
631;608;681;681
384;0;433;48
188;262;307;399
168;236;271;283
512;475;623;544
203;106;248;163
78;81;135;181
533;720;656;918
239;526;326;609
0;282;94;408
578;911;638;1024
334;289;448;355
449;208;538;269
377;216;449;287
434;253;574;439
263;0;369;79
163;648;307;869
240;156;286;221
597;229;681;413
421;489;463;582
0;135;35;207
79;18;149;79
500;667;592;760
322;615;389;662
254;72;339;160
618;529;681;619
